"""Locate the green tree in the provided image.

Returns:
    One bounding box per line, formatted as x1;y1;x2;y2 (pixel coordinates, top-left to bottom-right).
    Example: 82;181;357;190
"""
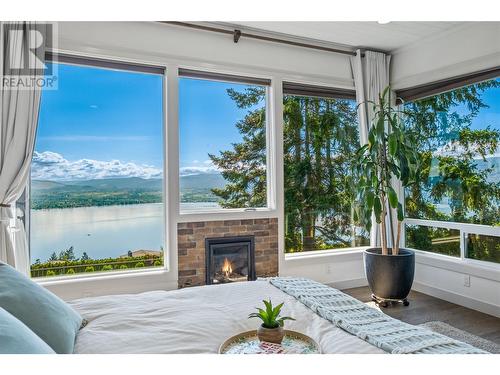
81;252;90;261
210;87;268;208
48;252;58;262
210;88;366;252
403;79;500;226
58;246;76;261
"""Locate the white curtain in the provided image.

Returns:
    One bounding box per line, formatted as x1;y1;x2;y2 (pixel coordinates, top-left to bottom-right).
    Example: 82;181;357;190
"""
350;49;391;248
0;22;46;274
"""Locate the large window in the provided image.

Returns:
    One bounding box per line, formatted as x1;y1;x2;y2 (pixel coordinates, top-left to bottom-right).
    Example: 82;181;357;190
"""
178;70;270;212
282;83;369;253
29;58;165;277
402;76;500;264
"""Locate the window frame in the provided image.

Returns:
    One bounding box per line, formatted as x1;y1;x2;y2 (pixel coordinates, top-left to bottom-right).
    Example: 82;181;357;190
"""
177;68;276;216
398;73;500;268
27;53;169;279
281;82;370;256
403;218;500;266
27;48;374;289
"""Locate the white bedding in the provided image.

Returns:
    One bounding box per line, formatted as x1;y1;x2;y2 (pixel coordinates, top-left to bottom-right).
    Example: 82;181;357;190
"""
69;280;384;354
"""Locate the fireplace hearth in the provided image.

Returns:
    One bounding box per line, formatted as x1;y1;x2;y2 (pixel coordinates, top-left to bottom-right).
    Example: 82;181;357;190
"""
205;236;256;285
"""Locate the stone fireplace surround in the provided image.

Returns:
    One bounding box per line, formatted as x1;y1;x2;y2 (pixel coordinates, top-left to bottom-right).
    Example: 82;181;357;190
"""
177;218;278;288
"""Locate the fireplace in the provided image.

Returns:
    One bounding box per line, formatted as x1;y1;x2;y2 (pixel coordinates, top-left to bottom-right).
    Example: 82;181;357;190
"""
205;236;256;285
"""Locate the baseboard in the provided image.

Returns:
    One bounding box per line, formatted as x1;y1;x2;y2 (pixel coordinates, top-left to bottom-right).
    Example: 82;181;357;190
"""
329;277;368;290
413;281;500;318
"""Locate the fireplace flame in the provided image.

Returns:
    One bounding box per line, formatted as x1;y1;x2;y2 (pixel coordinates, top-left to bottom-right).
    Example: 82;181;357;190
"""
222;258;233;278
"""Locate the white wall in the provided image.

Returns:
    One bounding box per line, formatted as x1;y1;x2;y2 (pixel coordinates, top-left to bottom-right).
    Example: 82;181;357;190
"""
56;22;354;89
413;253;500;318
281;250;368;290
391;22;500;90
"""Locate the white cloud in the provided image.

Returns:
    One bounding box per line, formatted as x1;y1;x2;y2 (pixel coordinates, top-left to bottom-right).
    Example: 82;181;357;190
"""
32;151;162;181
434;142;500;160
180;167;220;176
179;160;220;176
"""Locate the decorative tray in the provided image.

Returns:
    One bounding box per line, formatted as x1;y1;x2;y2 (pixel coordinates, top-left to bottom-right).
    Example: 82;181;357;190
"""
219;330;321;354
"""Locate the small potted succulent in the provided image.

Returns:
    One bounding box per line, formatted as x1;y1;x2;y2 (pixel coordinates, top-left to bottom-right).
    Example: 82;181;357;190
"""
248;299;295;344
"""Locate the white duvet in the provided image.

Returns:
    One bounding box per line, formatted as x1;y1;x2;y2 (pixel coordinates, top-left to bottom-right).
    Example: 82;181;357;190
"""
69;280;384;354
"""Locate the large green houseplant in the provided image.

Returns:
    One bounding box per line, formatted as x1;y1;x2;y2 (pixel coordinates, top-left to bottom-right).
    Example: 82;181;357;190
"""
354;86;419;306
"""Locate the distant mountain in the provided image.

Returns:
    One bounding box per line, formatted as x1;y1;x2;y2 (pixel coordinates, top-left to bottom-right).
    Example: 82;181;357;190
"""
30;180;68;191
180;173;226;190
33;173;226;193
69;177;163;191
31;173;228;209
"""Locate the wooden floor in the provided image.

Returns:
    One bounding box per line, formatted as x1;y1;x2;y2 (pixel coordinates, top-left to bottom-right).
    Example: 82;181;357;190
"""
342;286;500;345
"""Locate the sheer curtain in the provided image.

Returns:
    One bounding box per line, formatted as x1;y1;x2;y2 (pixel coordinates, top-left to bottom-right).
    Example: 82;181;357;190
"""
350;49;392;248
0;22;47;274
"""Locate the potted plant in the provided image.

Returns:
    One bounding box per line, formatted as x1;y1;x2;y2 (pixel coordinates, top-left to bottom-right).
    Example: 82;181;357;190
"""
354;86;419;307
248;299;295;344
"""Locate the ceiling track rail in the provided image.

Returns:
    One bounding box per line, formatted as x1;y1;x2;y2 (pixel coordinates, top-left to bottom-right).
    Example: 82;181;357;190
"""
160;21;359;57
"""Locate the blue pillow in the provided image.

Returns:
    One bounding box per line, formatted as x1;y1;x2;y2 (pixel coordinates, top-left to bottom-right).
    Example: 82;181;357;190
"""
0;263;83;354
0;307;55;354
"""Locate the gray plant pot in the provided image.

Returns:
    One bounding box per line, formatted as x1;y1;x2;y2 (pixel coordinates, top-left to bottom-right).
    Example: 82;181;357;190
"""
364;248;415;305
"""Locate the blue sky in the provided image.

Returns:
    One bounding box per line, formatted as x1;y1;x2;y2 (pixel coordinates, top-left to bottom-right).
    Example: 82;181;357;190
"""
33;63;261;180
179;77;264;174
469;79;500;131
37;63;163;166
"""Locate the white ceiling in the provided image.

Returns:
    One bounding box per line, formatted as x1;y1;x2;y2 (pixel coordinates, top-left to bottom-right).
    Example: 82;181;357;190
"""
217;22;466;52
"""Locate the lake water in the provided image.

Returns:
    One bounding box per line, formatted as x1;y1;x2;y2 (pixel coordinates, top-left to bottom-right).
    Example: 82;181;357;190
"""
30;203;164;262
30;202;219;262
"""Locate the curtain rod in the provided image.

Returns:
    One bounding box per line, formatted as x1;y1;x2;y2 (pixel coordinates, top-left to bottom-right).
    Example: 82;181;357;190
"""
161;21;359;57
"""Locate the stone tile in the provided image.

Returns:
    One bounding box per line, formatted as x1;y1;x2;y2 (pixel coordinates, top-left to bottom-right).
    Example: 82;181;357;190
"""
224;220;241;226
178;241;196;249
213;226;231;233
254;218;270;224
179;269;196;277
178;222;189;229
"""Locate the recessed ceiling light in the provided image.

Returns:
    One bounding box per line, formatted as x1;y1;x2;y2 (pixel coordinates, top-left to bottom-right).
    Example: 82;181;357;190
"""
377;20;391;25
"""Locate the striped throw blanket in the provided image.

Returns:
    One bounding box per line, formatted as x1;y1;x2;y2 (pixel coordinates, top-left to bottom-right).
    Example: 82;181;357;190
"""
270;277;486;354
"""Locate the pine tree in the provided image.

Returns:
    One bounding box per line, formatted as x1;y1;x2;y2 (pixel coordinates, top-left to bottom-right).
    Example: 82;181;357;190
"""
48;252;58;262
403;79;500;226
210;88;363;251
210;87;268;208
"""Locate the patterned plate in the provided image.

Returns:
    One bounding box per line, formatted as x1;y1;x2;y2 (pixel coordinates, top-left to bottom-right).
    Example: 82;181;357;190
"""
219;330;321;354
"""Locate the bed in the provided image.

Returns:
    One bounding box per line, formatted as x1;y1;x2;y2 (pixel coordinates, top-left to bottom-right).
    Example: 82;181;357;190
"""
69;279;385;354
